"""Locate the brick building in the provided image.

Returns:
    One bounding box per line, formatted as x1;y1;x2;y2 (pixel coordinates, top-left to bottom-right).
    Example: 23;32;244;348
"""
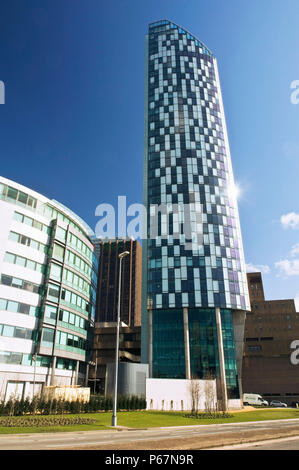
242;272;299;405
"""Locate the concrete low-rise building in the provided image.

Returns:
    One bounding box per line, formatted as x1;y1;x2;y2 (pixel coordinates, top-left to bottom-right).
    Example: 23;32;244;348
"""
105;362;149;397
89;322;141;394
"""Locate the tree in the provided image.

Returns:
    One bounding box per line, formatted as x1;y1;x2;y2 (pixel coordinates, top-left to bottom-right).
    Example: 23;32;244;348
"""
188;377;202;416
203;372;217;415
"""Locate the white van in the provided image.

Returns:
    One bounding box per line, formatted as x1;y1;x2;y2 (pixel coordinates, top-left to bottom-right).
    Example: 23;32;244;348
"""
243;393;269;406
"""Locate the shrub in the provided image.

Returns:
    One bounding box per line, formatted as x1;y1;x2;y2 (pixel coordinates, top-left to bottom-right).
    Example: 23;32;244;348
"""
0;394;146;416
0;416;97;427
184;412;233;419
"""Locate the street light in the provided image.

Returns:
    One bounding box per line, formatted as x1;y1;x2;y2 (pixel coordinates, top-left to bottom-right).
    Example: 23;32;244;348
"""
111;250;130;427
94;355;98;394
86;361;96;391
85;319;96;387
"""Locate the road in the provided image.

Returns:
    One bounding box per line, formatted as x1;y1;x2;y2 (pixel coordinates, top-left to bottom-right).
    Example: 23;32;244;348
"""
1;418;299;450
211;435;299;450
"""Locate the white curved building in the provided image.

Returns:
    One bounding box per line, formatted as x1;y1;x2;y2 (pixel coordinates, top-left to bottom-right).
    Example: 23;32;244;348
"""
0;176;98;400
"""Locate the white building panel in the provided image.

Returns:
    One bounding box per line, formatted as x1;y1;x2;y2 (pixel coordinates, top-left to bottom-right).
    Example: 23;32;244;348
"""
0;201;14;265
0;285;40;306
0;262;44;285
10;220;50;244
0;261;43;283
0;337;33;354
0;310;39;330
6;240;46;264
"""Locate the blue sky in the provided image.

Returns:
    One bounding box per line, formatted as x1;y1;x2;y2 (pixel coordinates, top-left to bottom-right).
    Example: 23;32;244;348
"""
1;0;299;305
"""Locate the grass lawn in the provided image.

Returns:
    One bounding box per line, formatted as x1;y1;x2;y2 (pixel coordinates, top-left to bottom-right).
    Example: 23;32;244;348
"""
0;408;299;434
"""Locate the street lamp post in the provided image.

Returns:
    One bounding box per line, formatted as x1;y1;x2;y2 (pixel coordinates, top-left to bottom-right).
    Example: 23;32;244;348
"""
85;318;95;388
111;250;130;427
94;355;98;394
87;361;95;390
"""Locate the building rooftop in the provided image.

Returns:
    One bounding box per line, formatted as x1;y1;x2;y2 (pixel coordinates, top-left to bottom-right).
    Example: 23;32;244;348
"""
148;19;214;58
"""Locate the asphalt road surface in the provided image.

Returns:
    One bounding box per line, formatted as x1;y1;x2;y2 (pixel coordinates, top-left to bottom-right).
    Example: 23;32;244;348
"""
211;435;299;450
1;418;299;450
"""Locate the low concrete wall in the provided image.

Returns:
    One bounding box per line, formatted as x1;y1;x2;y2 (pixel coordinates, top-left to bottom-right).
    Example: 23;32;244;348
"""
0;365;82;401
146;378;217;411
228;399;242;409
43;386;90;403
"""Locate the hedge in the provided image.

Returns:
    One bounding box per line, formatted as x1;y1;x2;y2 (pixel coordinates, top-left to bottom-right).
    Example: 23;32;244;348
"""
0;395;146;417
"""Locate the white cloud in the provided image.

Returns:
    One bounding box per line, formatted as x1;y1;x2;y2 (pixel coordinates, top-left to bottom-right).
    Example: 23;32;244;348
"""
275;259;299;276
280;212;299;230
282;141;299;160
291;243;299;257
274;244;299;277
246;263;270;274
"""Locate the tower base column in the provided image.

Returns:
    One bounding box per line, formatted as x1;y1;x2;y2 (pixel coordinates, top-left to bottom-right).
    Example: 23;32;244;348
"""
149;309;153;378
183;308;191;380
215;308;228;412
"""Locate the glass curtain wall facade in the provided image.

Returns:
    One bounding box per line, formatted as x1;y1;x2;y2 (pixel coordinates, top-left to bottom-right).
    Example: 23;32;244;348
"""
0;176;98;400
142;20;250;400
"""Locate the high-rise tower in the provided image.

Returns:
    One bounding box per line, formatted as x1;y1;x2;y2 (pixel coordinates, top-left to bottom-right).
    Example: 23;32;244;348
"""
142;20;250;402
95;239;142;326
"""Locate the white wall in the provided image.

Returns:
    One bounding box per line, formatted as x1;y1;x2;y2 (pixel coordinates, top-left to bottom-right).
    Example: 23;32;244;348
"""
146;378;217;411
0;364;78;400
0;196;64;399
227;399;242;409
0;199;42;362
0;200;14;268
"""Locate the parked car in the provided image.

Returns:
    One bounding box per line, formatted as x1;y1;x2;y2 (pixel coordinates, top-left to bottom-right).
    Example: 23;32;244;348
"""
270;400;288;408
243;393;269;406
